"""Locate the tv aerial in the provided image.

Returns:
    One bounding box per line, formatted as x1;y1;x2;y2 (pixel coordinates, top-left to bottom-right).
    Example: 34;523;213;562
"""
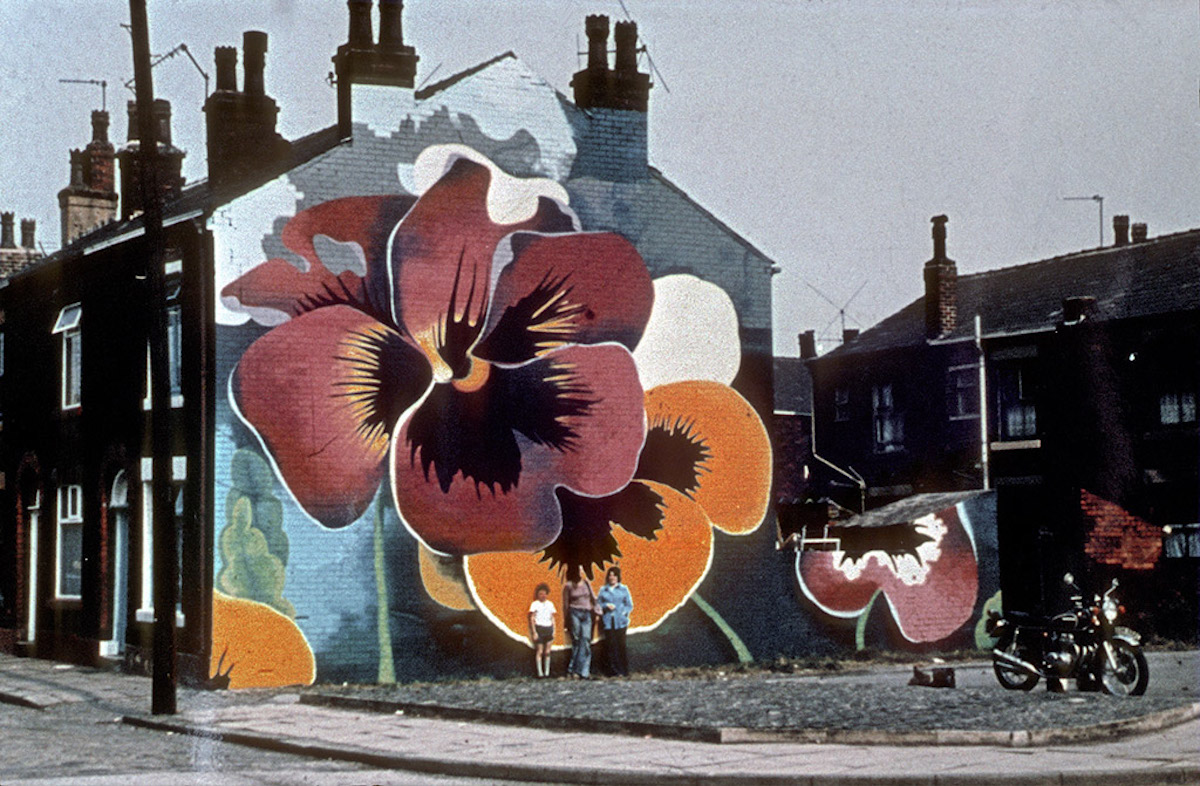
1063;194;1104;247
59;79;108;111
807;279;868;346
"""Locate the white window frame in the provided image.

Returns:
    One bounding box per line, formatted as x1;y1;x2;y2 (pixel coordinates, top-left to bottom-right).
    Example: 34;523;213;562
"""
872;382;904;453
1159;390;1197;426
947;363;980;420
55;485;84;600
53;304;82;411
143;270;184;410
136;456;187;626
24;490;40;643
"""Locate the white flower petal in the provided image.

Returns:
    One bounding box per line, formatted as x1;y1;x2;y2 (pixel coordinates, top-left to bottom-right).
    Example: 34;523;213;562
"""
633;275;741;388
412;144;569;225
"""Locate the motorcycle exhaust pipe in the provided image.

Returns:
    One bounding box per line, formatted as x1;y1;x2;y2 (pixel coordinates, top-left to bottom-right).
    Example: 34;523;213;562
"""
992;649;1041;678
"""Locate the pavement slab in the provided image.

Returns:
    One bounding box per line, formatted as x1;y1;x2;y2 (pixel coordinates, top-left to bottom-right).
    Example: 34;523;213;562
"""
3;651;1199;784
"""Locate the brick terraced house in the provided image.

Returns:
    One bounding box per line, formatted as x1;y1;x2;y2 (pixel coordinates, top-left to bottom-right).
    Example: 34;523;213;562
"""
807;214;1198;634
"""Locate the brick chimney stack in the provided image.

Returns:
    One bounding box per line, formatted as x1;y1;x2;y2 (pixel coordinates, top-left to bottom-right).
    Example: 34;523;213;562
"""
923;214;958;339
58;109;119;245
1131;222;1148;243
333;0;419;139
118;99;186;220
204;31;291;193
569;14;652;182
1113;215;1130;247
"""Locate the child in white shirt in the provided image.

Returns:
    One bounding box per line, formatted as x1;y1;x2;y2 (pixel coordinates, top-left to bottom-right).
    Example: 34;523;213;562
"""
528;583;556;677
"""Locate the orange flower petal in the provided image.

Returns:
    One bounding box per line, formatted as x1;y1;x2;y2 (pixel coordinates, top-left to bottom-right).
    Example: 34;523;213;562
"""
418;543;476;611
611;481;714;632
643;381;771;535
463;480;713;644
210;591;316;689
464;549;572;649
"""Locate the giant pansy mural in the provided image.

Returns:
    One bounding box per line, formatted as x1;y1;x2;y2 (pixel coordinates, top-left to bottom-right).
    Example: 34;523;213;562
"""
222;143;770;653
796;507;979;644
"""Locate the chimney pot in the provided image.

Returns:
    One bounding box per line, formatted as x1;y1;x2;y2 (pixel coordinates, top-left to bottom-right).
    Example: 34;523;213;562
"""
842;328;860;344
243;31;268;96
1113;214;1130;247
20;219;35;250
799;330;817;359
378;0;405;53
585;14;610;72
90;110;110;144
125;100;139;142
1062;295;1096;325
931;214;948;261
69;150;85;186
347;0;374;48
0;213;14;249
152;98;173;145
1131;222;1148;243
214;46;238;92
614;20;639;74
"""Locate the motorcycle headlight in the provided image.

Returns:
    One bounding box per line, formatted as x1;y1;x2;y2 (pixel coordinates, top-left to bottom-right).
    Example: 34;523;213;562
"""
1103;598;1119;622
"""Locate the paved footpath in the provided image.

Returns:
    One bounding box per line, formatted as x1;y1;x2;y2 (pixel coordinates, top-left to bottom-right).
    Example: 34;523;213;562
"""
2;653;1198;785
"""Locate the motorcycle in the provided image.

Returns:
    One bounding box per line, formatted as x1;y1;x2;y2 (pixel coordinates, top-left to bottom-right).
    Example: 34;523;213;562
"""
986;573;1148;696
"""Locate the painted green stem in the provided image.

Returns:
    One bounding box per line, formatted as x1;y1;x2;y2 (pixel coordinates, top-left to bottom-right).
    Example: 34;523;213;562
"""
855;589;883;651
692;593;753;664
374;491;396;684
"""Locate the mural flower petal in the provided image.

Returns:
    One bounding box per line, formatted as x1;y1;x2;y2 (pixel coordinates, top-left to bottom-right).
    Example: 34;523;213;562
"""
462;480;712;645
233;305;430;528
390;154;574;379
796;508;979;643
632;275;742;390
210;591;315;689
393;343;645;555
417;543;475;611
220;195;415;321
474;232;654;362
640;381;771;534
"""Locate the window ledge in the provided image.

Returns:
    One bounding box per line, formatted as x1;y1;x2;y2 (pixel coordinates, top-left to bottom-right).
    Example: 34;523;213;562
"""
135;608;186;627
990;439;1042;451
142;395;185;411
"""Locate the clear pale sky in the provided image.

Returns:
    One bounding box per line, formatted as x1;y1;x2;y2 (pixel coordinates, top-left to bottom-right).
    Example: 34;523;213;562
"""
1;1;1197;356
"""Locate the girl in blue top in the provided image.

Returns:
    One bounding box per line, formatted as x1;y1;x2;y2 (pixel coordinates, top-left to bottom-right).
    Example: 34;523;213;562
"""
595;566;633;677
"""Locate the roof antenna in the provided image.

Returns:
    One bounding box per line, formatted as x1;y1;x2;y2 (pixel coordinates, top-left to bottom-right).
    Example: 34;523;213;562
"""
59;79;108;111
1063;194;1104;247
123;43;210;100
807;279;867;346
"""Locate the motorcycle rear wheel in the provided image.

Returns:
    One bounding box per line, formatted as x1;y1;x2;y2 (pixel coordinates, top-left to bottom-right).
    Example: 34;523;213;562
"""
1099;640;1148;697
993;634;1038;691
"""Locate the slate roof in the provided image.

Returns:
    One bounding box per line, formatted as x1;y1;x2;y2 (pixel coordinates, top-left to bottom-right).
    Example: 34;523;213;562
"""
831;490;988;530
826;228;1200;358
16;124;343;279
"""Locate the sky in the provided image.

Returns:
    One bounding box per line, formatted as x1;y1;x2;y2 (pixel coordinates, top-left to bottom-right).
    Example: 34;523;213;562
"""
1;1;1197;356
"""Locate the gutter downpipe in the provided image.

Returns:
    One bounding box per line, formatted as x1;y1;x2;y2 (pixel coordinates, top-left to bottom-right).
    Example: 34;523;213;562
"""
976;314;990;490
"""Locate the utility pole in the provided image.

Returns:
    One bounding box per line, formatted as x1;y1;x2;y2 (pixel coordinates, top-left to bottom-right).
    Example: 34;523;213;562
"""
128;0;177;715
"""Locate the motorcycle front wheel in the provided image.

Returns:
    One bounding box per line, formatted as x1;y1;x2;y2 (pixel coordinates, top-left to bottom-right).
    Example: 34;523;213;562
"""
1099;640;1149;697
992;633;1038;691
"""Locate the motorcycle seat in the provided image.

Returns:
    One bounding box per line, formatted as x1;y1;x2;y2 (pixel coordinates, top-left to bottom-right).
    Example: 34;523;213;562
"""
1004;610;1044;625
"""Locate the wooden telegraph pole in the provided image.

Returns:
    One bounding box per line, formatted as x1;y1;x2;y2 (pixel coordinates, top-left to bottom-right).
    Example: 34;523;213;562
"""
128;0;177;715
